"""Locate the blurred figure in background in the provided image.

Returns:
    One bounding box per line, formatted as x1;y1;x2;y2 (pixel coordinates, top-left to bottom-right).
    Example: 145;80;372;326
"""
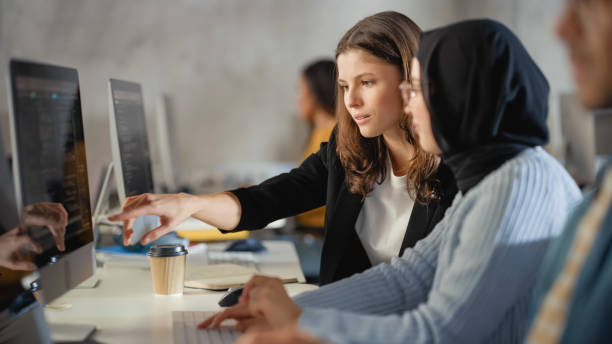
292;59;337;283
295;59;336;234
526;0;612;342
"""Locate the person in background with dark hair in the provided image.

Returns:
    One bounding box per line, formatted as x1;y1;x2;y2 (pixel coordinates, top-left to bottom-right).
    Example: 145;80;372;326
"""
293;59;336;283
110;11;458;286
201;19;581;344
295;59;336;234
525;0;612;342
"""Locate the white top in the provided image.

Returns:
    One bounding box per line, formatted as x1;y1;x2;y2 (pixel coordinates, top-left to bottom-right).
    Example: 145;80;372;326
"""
355;159;415;266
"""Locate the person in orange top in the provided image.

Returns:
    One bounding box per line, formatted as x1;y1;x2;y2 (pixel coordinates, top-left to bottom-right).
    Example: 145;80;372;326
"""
295;60;337;231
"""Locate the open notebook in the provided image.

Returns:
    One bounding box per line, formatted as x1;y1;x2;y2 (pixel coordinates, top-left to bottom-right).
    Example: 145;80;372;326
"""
185;264;297;290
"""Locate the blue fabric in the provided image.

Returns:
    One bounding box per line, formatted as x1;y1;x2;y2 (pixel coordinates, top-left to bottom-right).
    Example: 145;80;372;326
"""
527;167;612;343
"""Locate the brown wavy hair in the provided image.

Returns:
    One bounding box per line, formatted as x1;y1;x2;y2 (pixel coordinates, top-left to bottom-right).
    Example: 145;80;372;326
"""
335;11;441;204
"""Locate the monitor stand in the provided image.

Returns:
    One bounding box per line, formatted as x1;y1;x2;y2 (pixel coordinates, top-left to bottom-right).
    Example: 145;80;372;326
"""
0;302;51;344
91;162;186;250
92;162;121;245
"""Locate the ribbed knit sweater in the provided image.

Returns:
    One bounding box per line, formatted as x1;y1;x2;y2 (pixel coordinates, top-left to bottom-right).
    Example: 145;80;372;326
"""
294;147;582;344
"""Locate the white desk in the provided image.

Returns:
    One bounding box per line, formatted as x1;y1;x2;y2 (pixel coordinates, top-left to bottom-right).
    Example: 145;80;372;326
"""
44;240;316;344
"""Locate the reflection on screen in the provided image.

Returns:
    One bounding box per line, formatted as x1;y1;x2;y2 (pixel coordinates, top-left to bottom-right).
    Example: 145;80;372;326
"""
111;80;154;197
12;71;93;265
0;141;24;314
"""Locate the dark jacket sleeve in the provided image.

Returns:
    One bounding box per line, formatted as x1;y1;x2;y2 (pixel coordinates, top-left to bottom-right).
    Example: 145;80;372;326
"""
227;139;333;231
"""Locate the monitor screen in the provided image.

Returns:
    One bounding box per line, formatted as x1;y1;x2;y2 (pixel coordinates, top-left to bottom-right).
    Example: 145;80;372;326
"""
154;94;177;192
109;79;154;198
9;59;93;267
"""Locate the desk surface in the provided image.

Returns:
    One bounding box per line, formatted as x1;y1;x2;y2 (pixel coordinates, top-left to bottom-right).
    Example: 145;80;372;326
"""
44;240;315;344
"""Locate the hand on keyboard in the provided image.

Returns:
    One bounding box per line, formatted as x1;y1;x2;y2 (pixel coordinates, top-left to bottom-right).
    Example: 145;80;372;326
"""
198;275;301;333
173;311;239;344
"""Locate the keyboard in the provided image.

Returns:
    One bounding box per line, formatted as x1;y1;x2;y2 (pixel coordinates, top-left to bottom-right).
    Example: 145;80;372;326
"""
207;251;258;270
172;311;240;344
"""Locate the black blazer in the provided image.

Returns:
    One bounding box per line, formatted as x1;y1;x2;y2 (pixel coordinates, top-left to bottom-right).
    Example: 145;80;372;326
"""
229;130;457;285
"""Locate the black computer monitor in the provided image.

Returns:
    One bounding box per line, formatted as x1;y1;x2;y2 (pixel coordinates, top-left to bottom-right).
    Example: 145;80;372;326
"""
154;94;178;193
8;59;95;305
107;79;159;244
108;79;155;199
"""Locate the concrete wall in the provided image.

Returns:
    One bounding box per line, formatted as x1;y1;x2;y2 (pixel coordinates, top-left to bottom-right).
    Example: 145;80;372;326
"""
0;0;575;194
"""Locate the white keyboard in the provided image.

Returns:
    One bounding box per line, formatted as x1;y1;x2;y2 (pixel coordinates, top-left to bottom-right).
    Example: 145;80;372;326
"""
207;251;258;270
172;311;240;344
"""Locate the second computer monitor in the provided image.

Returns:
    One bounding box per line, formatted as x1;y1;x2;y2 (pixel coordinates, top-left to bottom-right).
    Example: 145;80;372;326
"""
108;79;159;244
154;94;178;193
108;79;155;203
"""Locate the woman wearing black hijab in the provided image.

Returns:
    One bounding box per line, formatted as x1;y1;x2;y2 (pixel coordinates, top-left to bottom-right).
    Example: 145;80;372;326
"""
200;20;582;344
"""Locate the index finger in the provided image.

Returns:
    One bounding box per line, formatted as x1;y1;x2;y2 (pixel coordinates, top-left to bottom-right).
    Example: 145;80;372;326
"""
199;304;252;329
108;204;156;222
108;194;151;222
123;218;135;246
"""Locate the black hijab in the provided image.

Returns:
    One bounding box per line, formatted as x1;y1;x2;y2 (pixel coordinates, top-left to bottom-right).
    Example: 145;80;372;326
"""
416;19;549;194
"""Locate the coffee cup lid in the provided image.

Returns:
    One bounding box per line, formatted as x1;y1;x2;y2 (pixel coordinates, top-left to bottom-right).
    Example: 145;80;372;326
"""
147;244;188;257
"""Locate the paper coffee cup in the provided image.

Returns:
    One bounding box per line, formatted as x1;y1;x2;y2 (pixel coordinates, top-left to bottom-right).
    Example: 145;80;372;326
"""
147;244;188;295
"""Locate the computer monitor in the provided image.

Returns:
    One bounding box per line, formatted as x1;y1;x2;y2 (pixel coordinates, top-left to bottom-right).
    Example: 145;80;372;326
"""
154;94;178;193
559;94;612;186
560;92;597;186
0;125;51;344
593;108;612;173
8;59;95;305
107;79;160;243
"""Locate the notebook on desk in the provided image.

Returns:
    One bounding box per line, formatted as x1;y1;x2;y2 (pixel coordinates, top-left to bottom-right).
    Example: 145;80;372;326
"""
185;243;299;290
185;264;298;290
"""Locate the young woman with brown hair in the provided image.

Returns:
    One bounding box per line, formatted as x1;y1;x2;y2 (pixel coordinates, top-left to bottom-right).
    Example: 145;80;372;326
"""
110;11;457;286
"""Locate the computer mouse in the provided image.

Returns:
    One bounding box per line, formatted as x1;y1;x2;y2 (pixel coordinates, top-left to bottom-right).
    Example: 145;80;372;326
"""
225;238;266;252
218;287;243;307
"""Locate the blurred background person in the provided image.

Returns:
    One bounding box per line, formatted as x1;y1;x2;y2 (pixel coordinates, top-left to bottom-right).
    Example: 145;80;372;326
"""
526;0;612;342
291;59;336;283
295;59;336;234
